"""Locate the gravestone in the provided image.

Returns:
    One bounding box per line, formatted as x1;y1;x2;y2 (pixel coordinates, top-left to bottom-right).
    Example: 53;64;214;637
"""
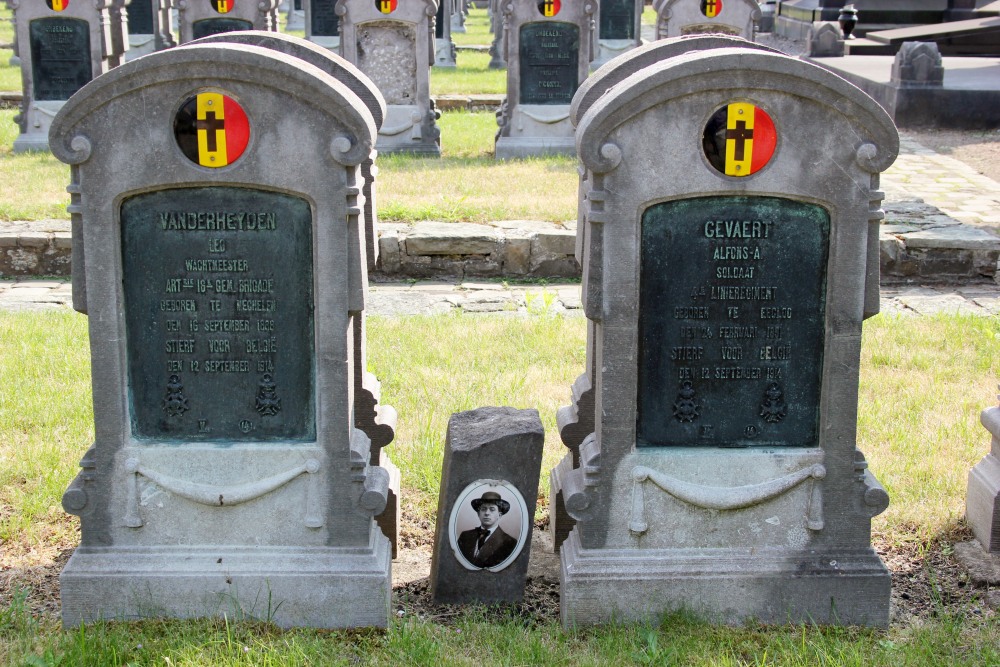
429;407;544;604
434;0;457;67
487;0;506;68
557;43;897;627
51;41;392;628
304;0;341;50
653;0;760;40
177;0;279;44
593;0;642;67
494;0;595;159
451;0;466;32
109;0;131;67
807;21;844;57
125;0;177;60
10;0;117;152
190;29;400;557
338;0;441;155
552;34;780;551
287;0;305;30
968;388;1000;553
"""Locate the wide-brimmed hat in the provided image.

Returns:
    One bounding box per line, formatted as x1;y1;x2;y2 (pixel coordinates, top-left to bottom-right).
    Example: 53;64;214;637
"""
471;490;510;515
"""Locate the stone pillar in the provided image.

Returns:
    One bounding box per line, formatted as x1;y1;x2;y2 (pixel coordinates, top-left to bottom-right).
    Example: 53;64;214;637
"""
968;390;1000;553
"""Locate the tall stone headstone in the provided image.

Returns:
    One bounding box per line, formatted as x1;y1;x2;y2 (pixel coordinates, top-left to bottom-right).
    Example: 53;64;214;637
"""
108;0;131;68
434;0;457;67
177;0;279;43
653;0;760;40
304;0;341;50
969;389;1000;553
189;30;400;557
287;0;306;30
593;0;642;67
552;34;780;551
125;0;177;60
494;0;595;159
487;0;506;68
338;0;441;155
558;44;897;627
10;0;117;152
52;41;392;628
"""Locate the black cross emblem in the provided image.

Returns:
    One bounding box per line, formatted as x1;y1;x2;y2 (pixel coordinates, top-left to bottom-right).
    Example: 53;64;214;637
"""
196;111;225;153
726;120;753;162
703;0;718;14
212;0;229;11
544;0;555;13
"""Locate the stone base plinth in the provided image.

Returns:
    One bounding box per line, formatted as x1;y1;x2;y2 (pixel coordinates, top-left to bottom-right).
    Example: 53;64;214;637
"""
61;536;392;629
967;451;1000;553
495;136;575;160
559;530;890;628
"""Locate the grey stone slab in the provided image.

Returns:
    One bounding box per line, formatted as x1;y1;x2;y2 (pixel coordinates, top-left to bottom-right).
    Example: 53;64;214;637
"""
50;42;391;629
404;222;499;255
897;292;984;315
902;225;1000;250
429;407;544;604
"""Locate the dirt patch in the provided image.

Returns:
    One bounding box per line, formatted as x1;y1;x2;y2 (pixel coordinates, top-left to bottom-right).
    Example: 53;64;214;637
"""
903;129;1000;183
3;515;996;628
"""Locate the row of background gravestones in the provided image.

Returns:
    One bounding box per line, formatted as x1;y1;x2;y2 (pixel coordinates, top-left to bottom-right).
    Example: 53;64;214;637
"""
45;12;1000;629
6;0;763;156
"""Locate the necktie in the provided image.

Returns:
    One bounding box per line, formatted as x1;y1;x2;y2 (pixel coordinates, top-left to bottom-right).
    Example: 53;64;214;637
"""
477;528;490;550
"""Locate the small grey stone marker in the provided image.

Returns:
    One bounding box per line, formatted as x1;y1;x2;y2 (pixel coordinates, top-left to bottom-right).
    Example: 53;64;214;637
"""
429;407;544;604
52;39;392;629
652;0;761;40
967;387;1000;554
557;41;897;628
9;0;121;153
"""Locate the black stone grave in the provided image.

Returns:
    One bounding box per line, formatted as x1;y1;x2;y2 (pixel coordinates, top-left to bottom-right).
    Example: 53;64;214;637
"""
29;17;92;101
599;0;635;40
519;22;579;104
127;0;156;35
121;187;316;443
637;196;829;449
311;0;340;36
193;18;255;39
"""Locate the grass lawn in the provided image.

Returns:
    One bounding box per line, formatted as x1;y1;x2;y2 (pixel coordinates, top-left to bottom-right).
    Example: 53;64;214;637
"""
1;310;998;664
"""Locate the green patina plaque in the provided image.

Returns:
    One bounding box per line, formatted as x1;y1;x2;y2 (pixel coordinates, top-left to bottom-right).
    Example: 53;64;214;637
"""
121;187;316;442
638;196;829;448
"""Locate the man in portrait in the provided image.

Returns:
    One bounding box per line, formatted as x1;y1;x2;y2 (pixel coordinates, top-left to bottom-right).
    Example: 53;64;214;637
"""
456;491;518;569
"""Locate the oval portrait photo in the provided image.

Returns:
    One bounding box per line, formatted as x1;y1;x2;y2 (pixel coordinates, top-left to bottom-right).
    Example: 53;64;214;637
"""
448;480;529;572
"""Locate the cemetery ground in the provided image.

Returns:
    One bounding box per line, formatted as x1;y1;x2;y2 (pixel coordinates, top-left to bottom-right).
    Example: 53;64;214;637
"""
1;310;999;664
1;5;999;665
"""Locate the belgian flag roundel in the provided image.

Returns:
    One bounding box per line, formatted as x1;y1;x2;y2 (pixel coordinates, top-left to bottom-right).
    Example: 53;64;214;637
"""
212;0;235;13
174;93;250;168
538;0;561;17
700;0;723;18
703;102;776;177
46;0;69;11
376;0;397;14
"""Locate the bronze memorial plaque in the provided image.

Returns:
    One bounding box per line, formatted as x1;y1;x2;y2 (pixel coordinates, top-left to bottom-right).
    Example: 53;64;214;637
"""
121;187;315;442
638;196;829;448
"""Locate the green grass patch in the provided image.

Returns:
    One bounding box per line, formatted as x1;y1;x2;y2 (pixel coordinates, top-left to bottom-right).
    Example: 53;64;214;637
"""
450;7;494;47
0;108;578;223
432;50;506;95
0;109;71;221
0;4;16;92
1;311;1000;662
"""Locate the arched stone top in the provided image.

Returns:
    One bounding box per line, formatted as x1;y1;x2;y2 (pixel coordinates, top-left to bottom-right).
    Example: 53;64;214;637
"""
571;35;779;127
49;43;377;167
577;47;898;175
189;31;387;131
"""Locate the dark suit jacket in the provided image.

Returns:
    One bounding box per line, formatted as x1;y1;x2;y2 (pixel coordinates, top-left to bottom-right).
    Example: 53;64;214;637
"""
457;526;518;568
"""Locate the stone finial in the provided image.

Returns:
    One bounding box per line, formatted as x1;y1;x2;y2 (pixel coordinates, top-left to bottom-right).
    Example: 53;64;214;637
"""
808;22;844;58
891;41;944;87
